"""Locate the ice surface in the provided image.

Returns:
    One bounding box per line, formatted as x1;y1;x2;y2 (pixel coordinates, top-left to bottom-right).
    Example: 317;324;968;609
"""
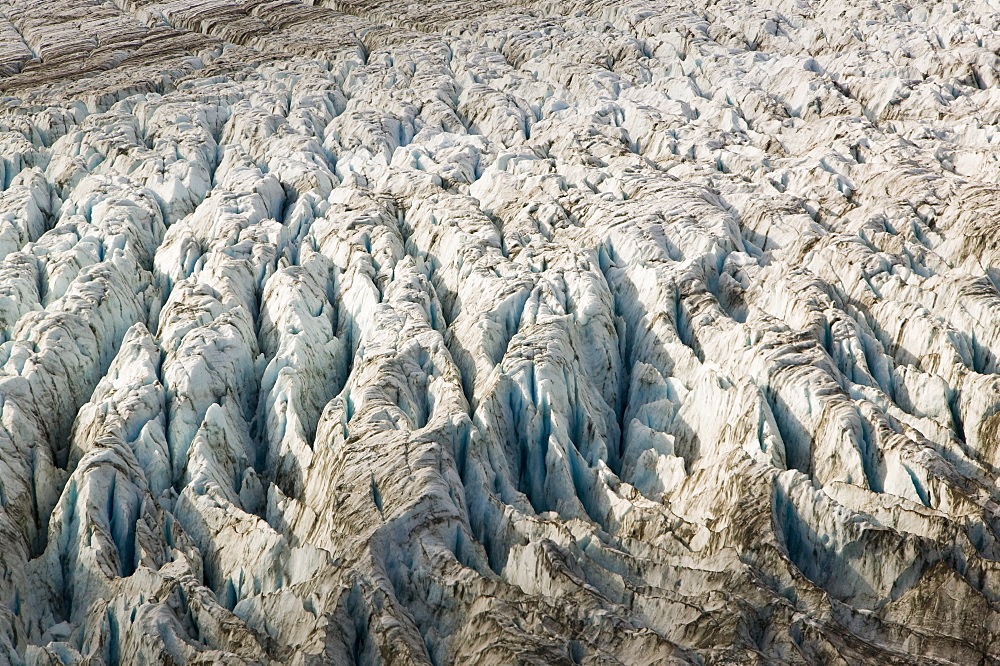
1;0;1000;663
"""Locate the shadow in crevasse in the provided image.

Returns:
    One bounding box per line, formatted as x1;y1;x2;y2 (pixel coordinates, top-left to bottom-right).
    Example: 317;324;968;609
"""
762;382;814;479
958;276;1000;375
597;248;740;478
773;480;890;610
671;409;702;475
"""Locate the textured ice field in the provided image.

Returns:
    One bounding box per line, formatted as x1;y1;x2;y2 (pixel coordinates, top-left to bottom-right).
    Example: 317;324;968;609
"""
2;0;1000;663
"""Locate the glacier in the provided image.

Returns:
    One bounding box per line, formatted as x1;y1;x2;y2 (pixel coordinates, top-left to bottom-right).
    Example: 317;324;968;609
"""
0;0;1000;663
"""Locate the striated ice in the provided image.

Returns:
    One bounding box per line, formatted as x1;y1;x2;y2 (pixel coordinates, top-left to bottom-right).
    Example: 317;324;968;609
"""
1;0;1000;662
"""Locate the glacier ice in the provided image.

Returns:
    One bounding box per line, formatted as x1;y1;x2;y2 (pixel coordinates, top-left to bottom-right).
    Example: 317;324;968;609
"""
1;0;1000;663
